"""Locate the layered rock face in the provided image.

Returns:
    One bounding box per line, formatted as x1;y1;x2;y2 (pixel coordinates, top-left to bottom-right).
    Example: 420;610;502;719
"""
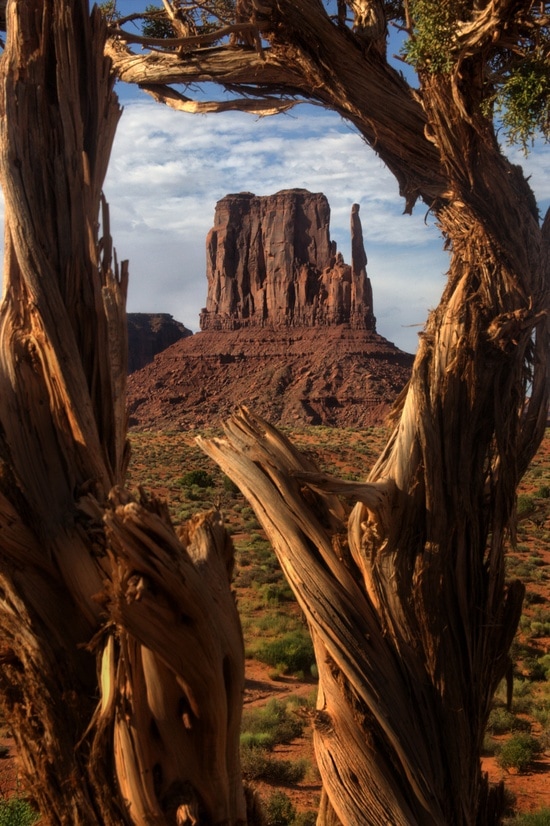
127;313;192;373
127;190;414;429
200;190;375;331
127;326;413;429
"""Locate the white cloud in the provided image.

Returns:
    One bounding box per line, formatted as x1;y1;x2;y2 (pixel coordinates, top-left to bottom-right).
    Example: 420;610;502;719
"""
104;98;451;351
0;91;548;356
506;142;550;206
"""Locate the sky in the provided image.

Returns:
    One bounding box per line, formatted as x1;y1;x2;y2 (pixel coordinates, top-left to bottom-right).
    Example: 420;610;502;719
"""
1;6;549;355
104;87;550;354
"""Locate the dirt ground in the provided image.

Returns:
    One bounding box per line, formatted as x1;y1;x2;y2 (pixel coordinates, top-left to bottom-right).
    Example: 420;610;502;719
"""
1;429;549;821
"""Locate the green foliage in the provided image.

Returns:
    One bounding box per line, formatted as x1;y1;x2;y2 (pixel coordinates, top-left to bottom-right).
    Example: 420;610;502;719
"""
399;0;550;146
223;474;240;494
403;0;467;73
522;656;548;681
529;620;550;638
292;813;318;826
260;582;295;606
486;707;530;735
517;494;536;518
0;798;39;826
241;697;305;746
240;730;275;750
264;791;296;826
536;655;550;680
141;1;236;40
507;808;550;825
179;469;215;489
142;4;176;39
98;1;121;22
521;608;550;640
496;733;541;773
255;630;315;676
494;57;550;150
239;696;314;788
240;744;307;784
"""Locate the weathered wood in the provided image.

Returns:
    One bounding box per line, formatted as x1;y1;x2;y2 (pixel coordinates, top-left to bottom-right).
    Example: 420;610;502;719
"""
0;2;251;823
1;0;548;823
197;100;549;823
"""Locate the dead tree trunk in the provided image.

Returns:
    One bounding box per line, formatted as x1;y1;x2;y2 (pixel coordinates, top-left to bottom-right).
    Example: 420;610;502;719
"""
1;0;547;822
200;116;550;825
0;2;249;823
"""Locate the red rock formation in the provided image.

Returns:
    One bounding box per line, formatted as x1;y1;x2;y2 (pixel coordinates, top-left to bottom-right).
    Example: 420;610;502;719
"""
127;313;192;373
199;189;376;331
127;325;413;430
126;190;412;430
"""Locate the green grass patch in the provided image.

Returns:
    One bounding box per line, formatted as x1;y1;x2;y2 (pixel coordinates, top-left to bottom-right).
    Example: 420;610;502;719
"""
486;707;531;735
496;733;541;773
241;745;308;784
254;631;315;677
506;808;550;825
517;494;536;518
0;798;40;826
265;791;296;826
241;697;305;746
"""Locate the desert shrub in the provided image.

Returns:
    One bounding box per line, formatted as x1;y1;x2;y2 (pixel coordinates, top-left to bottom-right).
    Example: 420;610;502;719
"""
222;474;240;494
241;698;304;745
240;731;275;750
0;798;40;826
256;631;315;676
179;469;215;488
240;745;307;784
265;791;296;826
528;620;550;638
532;703;550;728
507;809;550;825
510;678;534;714
522;658;545;681
482;733;497;756
517;494;536;517
260;582;295;606
486;707;530;735
537;485;550;499
524;590;546;606
293;813;318;826
522;656;550;681
236;568;257;589
240;744;270;780
496;733;541;773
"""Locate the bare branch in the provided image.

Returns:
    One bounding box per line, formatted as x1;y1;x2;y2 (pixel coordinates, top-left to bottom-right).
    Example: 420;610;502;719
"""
139;81;299;115
112;21;258;50
105;36;305;88
106;0;447;211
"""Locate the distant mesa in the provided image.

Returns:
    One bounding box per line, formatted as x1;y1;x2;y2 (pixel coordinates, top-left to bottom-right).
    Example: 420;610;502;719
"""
200;189;375;331
127;189;414;429
127;313;192;374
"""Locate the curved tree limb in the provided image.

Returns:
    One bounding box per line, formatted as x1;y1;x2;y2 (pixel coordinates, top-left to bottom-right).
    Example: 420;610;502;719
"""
0;2;252;822
106;0;447;210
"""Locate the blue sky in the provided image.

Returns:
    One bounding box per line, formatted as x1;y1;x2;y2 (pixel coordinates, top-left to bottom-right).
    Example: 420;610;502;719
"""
105;82;550;354
1;5;549;354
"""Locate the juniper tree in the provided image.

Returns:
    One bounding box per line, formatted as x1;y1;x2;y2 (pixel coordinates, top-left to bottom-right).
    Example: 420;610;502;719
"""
0;1;548;824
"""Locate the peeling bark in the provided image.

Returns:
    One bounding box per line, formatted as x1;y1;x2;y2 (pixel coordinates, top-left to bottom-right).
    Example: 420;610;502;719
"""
0;2;250;823
191;7;549;821
0;0;548;824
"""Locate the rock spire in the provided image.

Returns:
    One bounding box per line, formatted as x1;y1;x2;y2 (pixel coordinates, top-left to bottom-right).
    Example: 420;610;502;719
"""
199;189;376;331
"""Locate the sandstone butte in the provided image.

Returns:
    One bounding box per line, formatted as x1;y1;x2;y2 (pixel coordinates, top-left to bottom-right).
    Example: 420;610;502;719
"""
127;313;192;374
127;189;414;429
